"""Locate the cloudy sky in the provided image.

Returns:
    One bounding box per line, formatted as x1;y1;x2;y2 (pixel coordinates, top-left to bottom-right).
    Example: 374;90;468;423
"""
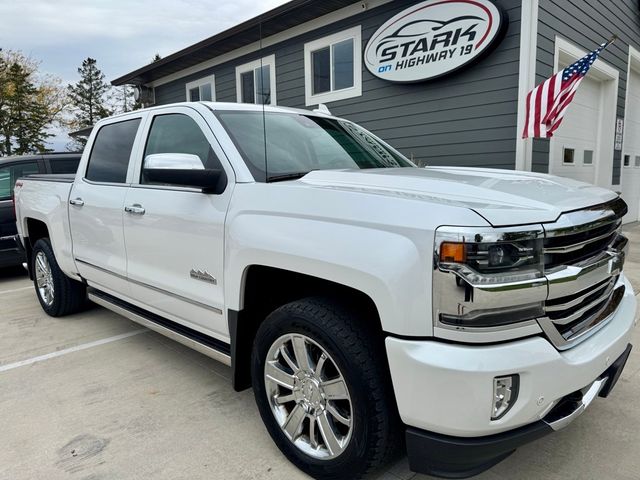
1;0;289;150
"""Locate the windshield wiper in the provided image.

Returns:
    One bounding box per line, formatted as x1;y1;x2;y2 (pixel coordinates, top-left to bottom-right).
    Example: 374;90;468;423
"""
267;172;310;183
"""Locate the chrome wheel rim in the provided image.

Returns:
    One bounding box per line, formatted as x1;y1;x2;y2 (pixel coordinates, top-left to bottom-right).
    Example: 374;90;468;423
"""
35;251;54;307
264;333;353;460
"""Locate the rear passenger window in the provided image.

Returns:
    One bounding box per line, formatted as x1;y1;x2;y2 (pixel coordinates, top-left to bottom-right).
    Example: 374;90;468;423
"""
143;114;221;179
86;119;141;183
49;158;80;174
0;162;39;199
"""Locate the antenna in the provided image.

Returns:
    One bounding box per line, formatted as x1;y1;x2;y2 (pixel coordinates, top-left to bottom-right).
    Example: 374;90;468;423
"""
259;19;268;182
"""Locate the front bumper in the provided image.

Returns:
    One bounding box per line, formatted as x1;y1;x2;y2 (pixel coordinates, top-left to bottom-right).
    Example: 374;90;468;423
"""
386;276;637;476
404;344;632;478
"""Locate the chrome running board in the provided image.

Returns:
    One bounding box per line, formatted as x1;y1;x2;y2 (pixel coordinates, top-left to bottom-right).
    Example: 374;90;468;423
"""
88;289;231;366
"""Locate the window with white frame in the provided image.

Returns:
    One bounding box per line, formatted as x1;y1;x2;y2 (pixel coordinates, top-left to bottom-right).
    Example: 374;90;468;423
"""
304;25;362;106
186;75;215;102
235;55;276;105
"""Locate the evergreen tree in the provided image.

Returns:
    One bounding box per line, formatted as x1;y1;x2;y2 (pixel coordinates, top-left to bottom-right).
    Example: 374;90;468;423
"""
67;58;111;144
0;51;56;156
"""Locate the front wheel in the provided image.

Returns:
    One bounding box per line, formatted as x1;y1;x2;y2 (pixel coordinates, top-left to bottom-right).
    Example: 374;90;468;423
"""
32;238;86;317
251;297;400;480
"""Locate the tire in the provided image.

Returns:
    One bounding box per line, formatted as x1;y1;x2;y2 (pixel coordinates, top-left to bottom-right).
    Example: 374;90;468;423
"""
251;297;400;480
32;238;86;317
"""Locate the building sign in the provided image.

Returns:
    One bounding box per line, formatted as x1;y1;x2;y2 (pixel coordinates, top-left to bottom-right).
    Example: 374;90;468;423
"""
615;117;624;151
364;0;506;83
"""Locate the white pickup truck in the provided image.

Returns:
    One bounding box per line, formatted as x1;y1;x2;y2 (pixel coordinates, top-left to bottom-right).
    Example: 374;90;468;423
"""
14;102;637;479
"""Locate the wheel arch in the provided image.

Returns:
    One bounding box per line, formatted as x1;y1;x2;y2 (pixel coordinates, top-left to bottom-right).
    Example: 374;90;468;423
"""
229;264;385;391
23;217;50;279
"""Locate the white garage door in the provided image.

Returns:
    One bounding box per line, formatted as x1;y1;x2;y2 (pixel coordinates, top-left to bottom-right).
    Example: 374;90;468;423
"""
551;76;600;185
621;68;640;223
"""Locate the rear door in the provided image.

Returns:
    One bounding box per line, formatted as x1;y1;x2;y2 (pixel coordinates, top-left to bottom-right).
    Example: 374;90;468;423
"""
0;160;40;252
69;116;145;295
123;105;234;339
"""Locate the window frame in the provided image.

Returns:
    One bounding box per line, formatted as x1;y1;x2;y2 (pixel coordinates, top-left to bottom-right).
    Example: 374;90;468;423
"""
582;149;594;166
140;112;224;187
235;55;277;105
562;147;576;165
304;25;362;107
185;75;216;102
83;117;144;185
0;161;40;201
129;105;235;192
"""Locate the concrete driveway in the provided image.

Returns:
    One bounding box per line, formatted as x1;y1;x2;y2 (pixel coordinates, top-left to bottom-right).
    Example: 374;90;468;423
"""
1;224;639;480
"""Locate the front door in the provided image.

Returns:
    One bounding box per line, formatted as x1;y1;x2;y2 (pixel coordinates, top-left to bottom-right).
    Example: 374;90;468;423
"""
123;107;233;341
69;117;143;295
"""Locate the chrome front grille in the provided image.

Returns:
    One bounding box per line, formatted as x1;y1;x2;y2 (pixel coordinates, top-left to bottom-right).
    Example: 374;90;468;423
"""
543;219;621;268
538;197;628;350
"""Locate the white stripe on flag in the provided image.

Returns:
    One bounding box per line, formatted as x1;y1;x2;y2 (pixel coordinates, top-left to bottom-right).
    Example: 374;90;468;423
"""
539;76;551;137
527;85;537;138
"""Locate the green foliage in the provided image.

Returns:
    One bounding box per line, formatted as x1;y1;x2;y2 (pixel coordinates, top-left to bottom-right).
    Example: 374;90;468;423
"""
67;58;111;147
0;50;60;156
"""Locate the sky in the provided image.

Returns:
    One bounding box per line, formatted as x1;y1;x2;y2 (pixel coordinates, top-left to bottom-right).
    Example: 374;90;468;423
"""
0;0;289;150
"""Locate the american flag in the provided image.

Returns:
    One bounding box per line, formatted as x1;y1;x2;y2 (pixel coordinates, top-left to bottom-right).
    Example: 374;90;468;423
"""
522;39;615;139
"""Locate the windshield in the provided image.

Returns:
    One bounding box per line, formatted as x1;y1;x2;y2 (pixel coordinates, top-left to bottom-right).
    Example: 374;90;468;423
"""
214;110;414;182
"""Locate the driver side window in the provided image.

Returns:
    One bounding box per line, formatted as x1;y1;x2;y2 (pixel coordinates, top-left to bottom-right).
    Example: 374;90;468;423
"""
142;113;222;185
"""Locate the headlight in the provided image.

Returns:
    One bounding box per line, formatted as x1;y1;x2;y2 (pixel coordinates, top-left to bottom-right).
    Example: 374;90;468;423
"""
433;226;547;334
436;227;544;284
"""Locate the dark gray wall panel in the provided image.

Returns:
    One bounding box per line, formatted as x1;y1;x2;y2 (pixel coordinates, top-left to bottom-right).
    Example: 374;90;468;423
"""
155;0;521;169
536;0;640;184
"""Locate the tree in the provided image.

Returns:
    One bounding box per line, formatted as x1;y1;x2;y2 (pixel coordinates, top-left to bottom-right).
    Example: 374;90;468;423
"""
67;58;111;147
0;49;65;156
109;53;162;115
110;85;139;114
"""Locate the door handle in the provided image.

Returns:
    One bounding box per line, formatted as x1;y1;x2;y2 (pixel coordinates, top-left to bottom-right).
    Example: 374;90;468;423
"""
69;198;84;206
124;204;145;215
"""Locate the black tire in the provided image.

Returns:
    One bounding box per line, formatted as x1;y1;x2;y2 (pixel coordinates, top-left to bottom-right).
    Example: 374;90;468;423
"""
32;238;86;317
251;297;400;480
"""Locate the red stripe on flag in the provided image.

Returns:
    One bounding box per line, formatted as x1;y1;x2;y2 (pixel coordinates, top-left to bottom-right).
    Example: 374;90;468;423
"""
547;90;579;136
533;81;544;138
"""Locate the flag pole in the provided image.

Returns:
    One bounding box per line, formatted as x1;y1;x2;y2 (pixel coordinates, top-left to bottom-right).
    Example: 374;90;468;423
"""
604;35;618;48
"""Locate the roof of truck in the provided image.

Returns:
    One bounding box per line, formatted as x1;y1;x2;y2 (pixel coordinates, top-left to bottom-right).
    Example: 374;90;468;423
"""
99;101;337;123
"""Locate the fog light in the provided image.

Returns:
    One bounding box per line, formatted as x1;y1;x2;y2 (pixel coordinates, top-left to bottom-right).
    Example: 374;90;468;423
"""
492;375;519;420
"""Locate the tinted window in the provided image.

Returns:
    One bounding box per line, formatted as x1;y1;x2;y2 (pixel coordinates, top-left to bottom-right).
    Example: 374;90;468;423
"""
86;119;141;183
49;157;80;174
142;114;221;184
215;111;412;182
241;71;255;103
312;47;331;94
257;65;271;105
333;39;354;90
0;162;39;199
0;167;10;199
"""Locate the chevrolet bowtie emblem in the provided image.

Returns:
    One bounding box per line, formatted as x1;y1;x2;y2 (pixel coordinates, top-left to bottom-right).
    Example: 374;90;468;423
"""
190;269;217;285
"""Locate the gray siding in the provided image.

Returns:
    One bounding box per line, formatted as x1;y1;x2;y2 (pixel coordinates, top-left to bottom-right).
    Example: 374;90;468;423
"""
534;0;640;183
155;0;521;169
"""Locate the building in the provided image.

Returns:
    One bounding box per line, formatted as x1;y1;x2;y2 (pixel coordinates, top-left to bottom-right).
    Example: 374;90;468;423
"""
112;0;640;223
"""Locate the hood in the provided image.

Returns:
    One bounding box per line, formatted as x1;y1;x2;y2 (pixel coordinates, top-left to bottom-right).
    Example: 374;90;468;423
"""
300;167;618;226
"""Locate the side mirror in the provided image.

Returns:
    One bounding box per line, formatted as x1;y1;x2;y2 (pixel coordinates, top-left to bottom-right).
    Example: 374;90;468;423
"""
142;153;227;194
